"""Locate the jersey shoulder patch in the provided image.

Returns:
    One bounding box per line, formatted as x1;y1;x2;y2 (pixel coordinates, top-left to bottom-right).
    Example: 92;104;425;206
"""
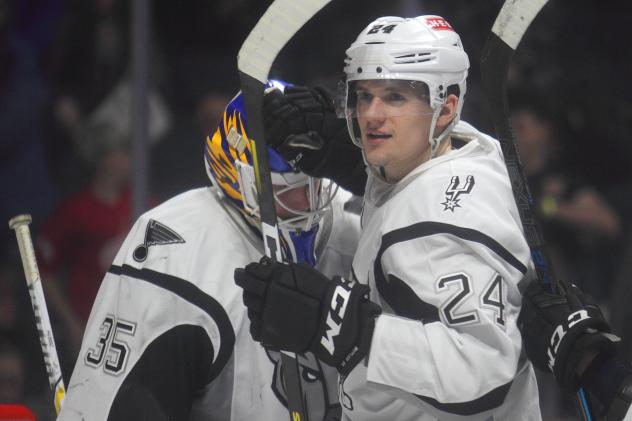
133;219;185;262
440;175;475;212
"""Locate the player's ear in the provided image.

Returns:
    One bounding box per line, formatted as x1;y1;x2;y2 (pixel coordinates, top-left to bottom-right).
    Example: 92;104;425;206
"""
436;94;458;131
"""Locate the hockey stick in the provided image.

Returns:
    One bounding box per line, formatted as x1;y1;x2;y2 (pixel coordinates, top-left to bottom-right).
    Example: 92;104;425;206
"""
237;1;333;420
8;215;66;416
480;1;598;420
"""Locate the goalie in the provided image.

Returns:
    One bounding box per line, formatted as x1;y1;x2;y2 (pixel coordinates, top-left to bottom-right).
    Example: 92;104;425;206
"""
56;81;360;421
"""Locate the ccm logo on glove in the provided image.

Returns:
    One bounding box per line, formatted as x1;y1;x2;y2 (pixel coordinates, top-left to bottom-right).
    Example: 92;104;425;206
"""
547;309;590;371
321;278;354;355
235;258;381;376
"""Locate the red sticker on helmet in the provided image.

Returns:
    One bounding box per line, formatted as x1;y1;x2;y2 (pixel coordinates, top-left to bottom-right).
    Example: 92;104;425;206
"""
425;16;453;31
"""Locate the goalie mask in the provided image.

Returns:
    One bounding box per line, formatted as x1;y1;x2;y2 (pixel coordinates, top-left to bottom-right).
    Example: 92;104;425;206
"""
204;80;336;266
342;15;469;158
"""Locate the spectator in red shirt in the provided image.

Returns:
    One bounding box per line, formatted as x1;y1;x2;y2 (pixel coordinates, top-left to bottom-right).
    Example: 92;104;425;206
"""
36;122;133;353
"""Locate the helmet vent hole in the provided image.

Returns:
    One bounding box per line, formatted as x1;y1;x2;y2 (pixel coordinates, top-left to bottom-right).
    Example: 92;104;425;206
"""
376;66;382;73
357;67;363;73
392;52;433;64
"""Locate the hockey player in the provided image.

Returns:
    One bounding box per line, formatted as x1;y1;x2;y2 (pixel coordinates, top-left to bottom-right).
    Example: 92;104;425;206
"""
258;41;632;421
235;15;542;420
56;81;361;421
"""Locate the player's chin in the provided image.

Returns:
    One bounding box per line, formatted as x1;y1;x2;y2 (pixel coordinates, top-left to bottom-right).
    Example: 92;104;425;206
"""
363;147;388;168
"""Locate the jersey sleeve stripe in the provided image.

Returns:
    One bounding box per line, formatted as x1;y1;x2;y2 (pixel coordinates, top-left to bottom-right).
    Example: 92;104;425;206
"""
378;221;527;274
108;264;236;381
373;221;526;322
377;273;441;322
414;380;512;415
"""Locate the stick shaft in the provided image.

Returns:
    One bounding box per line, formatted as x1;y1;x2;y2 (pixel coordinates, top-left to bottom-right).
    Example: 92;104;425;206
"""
481;1;598;418
9;215;66;415
237;1;333;419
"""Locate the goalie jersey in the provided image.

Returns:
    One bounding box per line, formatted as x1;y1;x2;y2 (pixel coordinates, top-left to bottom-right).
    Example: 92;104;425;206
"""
58;186;360;421
341;121;541;420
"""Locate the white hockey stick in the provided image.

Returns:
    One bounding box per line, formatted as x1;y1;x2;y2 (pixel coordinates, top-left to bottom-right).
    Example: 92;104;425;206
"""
9;215;66;415
480;1;598;420
237;1;333;420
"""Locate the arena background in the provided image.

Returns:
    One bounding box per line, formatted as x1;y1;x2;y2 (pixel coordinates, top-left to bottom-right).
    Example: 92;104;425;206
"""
0;1;630;419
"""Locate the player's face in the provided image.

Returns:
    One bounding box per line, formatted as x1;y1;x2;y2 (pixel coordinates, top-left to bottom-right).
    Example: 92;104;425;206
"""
273;183;311;219
354;79;434;182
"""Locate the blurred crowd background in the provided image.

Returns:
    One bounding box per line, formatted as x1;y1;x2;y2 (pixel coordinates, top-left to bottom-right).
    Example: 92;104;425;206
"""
0;0;631;419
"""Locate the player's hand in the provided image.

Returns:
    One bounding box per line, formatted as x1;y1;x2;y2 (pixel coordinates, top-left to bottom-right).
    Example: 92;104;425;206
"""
234;257;381;375
263;85;367;195
519;279;619;391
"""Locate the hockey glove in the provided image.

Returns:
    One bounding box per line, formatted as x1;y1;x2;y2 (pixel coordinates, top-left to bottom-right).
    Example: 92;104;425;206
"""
519;279;619;391
263;85;367;195
234;257;381;375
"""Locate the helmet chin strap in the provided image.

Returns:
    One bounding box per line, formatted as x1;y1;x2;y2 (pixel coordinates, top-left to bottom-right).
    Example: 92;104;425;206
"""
360;147;389;183
428;109;442;158
429;101;457;158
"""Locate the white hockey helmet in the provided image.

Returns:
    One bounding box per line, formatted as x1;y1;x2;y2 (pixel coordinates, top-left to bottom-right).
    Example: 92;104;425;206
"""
343;15;470;156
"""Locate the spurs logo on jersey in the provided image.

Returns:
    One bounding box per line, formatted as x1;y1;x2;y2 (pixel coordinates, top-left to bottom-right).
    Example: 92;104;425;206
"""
441;175;475;212
133;219;185;262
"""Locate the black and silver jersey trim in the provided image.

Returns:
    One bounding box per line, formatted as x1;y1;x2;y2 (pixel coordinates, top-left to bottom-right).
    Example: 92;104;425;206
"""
374;221;527;321
415;381;512;415
108;264;235;381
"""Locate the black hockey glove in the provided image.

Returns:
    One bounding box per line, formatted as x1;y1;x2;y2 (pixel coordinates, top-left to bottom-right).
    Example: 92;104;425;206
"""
234;257;381;375
263;85;367;195
519;279;619;391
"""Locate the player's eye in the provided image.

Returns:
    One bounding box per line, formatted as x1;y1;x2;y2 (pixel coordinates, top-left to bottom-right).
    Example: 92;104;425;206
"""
383;92;406;104
356;90;373;103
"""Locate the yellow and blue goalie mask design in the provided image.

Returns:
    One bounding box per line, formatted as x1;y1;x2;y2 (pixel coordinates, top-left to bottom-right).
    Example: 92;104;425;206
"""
204;80;337;266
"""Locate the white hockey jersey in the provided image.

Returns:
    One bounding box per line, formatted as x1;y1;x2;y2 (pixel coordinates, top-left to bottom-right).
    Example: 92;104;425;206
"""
340;121;541;420
57;186;360;421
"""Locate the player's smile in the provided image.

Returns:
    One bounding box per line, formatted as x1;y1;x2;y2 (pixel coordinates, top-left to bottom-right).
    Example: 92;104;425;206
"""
364;128;391;145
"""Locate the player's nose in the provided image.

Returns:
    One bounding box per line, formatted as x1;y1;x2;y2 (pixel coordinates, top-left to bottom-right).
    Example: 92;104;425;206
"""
362;98;388;120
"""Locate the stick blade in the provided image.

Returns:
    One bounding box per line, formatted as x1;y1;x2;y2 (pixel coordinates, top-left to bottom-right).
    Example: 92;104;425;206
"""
237;0;333;83
490;0;549;50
